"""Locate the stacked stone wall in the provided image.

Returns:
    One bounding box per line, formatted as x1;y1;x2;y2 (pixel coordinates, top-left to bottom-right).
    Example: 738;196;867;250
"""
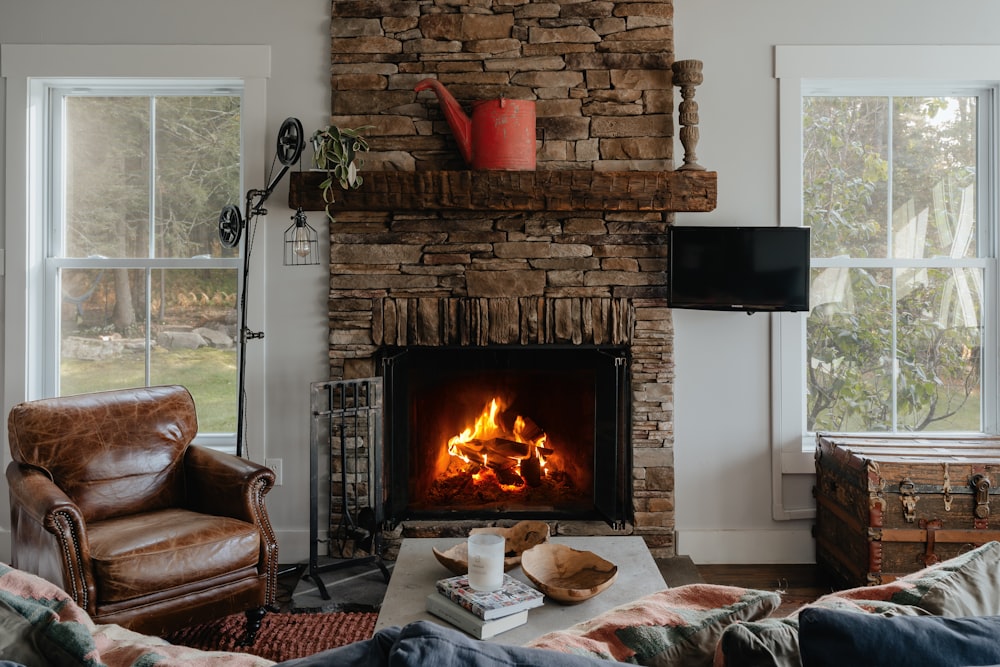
329;0;674;172
324;0;676;557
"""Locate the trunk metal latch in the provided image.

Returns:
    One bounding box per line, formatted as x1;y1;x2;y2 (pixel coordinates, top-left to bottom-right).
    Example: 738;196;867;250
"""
899;478;919;523
971;474;991;522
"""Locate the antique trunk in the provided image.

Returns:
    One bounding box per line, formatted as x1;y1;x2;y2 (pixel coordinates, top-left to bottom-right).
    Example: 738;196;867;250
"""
814;433;1000;588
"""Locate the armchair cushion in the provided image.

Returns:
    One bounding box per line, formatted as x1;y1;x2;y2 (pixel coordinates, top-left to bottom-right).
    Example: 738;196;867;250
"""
89;508;261;605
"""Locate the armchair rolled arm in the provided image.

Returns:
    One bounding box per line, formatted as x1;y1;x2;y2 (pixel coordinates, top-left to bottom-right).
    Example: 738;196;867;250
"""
184;446;276;521
184;446;279;604
5;463;95;613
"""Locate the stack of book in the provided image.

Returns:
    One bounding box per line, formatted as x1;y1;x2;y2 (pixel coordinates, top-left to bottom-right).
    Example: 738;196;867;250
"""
425;573;545;639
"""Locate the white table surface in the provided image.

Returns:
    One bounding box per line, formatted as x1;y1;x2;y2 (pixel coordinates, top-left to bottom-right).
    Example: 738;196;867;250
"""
375;535;666;645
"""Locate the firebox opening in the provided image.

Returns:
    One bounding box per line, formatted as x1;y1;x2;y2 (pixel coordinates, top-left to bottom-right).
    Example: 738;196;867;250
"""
382;346;631;526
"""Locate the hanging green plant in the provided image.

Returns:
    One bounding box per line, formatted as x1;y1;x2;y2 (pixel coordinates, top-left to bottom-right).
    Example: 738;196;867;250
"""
310;125;371;220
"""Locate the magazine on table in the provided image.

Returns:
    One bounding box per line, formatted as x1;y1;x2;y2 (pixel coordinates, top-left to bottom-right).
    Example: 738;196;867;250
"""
435;573;544;620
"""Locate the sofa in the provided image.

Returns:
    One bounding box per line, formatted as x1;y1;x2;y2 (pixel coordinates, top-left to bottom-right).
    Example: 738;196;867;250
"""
527;539;1000;667
3;541;1000;667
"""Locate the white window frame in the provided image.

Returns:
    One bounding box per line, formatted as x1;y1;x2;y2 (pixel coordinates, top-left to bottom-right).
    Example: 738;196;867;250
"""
2;44;270;451
772;45;1000;519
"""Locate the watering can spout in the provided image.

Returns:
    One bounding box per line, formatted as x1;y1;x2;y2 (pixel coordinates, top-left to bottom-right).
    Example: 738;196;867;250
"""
414;78;473;165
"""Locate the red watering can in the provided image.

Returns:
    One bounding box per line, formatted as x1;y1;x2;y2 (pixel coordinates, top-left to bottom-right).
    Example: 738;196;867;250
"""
415;78;536;171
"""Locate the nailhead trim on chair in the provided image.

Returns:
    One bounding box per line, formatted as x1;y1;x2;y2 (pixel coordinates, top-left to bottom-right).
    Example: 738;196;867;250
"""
251;476;279;606
50;510;87;611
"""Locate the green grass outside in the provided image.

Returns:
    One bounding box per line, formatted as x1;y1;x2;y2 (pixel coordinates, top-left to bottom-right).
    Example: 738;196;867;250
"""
61;347;238;433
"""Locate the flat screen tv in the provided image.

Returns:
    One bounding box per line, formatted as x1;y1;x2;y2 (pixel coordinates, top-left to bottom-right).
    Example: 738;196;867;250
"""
668;226;810;313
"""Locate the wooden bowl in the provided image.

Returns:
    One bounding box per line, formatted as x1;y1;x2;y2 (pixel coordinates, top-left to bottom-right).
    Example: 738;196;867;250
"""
432;520;550;575
519;543;618;604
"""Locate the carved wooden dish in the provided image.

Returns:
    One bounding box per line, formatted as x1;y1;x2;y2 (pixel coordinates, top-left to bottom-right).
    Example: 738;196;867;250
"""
432;520;550;575
519;543;618;604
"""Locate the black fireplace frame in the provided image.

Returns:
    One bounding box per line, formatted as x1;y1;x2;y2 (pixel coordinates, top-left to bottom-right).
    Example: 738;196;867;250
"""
380;345;631;527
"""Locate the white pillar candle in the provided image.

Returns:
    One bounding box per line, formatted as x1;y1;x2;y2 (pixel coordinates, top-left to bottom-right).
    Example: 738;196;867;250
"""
467;533;505;591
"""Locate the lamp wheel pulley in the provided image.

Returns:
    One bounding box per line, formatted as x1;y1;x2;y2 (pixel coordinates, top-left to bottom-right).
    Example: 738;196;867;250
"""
218;204;244;249
276;117;305;166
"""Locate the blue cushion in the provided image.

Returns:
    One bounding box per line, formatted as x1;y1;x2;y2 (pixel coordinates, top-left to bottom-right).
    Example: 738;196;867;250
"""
392;621;632;666
799;607;1000;667
274;621;629;667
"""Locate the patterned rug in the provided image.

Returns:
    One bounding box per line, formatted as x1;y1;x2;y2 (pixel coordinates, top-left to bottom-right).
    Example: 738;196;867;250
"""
165;610;379;662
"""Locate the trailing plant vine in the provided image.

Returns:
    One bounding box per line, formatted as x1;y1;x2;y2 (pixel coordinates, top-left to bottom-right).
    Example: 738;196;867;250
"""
310;125;371;220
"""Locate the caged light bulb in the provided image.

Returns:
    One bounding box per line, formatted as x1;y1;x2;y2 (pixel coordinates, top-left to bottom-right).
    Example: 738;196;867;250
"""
292;223;312;257
284;208;319;265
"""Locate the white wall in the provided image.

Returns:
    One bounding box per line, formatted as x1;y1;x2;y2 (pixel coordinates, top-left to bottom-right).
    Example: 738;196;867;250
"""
2;0;1000;565
0;0;332;562
672;0;1000;563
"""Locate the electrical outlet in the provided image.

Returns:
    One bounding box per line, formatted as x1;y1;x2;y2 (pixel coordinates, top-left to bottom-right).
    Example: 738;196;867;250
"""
264;458;283;486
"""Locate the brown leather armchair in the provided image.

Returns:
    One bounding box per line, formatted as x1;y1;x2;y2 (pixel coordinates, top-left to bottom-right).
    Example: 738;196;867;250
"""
6;385;279;640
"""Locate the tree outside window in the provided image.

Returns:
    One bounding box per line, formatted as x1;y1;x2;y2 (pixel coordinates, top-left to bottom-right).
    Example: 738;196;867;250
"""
805;95;983;433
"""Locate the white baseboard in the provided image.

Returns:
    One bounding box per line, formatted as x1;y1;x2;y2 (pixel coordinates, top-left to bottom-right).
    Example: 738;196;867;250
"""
676;527;816;564
273;529;313;564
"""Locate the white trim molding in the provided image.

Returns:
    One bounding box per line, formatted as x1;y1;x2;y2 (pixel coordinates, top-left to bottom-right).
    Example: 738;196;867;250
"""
771;44;1000;521
2;44;271;460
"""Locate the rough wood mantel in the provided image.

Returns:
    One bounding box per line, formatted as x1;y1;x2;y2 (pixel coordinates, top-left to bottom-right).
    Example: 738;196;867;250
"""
288;170;716;213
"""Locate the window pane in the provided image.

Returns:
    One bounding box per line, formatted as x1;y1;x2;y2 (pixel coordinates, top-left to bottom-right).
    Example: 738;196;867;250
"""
65;97;150;258
807;267;893;432
154;96;242;259
60;268;148;392
54;85;242;438
60;267;237;431
804;96;889;259
150;269;238;432
896;267;982;431
892;97;977;260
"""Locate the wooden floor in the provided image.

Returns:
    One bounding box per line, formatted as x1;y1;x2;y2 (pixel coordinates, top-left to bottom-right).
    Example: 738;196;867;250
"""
697;563;832;616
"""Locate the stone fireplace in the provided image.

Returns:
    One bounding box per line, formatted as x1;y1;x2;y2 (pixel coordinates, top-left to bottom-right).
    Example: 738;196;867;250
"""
287;0;717;559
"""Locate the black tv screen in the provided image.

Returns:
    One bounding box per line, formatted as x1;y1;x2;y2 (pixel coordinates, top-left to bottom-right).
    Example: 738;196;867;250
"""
668;226;810;313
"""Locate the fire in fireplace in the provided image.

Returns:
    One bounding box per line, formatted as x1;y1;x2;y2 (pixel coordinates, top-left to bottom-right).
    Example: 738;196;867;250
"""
382;346;630;526
431;392;591;511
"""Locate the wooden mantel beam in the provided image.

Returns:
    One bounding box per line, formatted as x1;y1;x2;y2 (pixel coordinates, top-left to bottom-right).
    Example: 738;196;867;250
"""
288;170;716;213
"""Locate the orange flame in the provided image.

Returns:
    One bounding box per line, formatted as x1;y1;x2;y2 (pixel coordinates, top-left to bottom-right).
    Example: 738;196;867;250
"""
444;397;550;487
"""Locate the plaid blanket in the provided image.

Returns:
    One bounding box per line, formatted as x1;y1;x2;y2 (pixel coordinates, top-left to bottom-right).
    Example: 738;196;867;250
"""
0;563;274;667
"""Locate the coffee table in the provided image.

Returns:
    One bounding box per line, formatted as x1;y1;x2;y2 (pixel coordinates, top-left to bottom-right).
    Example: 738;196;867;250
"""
375;535;666;645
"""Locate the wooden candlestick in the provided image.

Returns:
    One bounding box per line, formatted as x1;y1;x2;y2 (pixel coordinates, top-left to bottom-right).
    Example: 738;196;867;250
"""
672;59;706;171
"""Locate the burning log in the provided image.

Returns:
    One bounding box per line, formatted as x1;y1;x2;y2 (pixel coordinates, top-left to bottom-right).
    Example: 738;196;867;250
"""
453;441;485;460
440;396;558;493
482;438;530;460
521;455;542;487
495;466;525;487
509;413;545;443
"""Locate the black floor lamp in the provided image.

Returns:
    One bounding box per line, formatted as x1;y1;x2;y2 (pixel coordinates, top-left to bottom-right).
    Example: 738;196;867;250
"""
217;117;308;458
